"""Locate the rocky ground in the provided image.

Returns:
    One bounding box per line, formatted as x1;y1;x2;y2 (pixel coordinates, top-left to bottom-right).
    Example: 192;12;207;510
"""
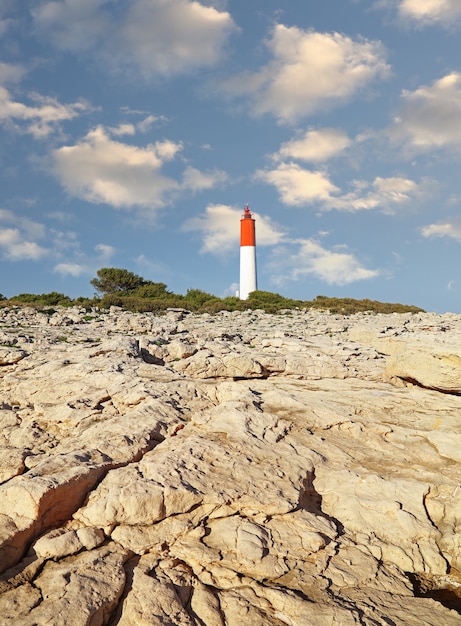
0;304;460;625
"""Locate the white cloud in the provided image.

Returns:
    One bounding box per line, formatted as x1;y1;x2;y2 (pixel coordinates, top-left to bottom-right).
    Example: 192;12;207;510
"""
31;0;112;52
390;72;461;152
94;243;115;261
0;87;92;138
256;161;425;213
270;239;380;286
0;209;46;239
181;166;228;192
0;227;48;260
54;262;84;277
324;175;423;213
137;115;166;133
53;125;182;211
221;25;390;123
421;218;461;241
109;123;136;136
0;61;25;84
53;242;116;277
53;126;226;215
398;0;461;25
118;0;238;76
182;204;285;254
275;128;352;162
119;108;169;129
255;163;339;206
32;0;238;77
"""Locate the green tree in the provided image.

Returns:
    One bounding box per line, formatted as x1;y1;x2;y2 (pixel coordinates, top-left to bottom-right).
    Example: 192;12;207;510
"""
90;268;145;295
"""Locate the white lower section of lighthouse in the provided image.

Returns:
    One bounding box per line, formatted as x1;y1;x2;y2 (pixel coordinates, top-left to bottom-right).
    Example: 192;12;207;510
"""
239;245;257;300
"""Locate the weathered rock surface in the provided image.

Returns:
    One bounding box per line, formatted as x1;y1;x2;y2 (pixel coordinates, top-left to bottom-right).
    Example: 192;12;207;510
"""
0;305;460;625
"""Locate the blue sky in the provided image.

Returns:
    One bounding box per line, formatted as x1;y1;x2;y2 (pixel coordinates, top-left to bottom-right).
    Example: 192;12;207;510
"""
1;0;461;312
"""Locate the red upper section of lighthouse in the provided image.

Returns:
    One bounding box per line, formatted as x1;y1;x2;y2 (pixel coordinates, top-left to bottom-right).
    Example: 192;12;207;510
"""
240;204;256;247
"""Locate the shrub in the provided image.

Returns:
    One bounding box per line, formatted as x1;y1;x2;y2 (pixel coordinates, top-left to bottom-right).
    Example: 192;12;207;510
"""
306;296;424;315
100;294;185;312
132;282;173;299
245;290;302;313
184;289;219;311
9;292;72;307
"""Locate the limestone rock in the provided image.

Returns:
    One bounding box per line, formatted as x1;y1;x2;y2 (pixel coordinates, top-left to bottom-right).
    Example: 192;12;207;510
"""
33;529;84;559
32;526;105;559
171;351;267;378
0;305;460;624
0;448;26;483
0;545;129;626
384;338;461;392
0;347;27;365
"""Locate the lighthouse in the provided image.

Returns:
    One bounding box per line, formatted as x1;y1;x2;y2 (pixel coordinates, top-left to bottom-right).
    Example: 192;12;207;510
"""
239;205;257;300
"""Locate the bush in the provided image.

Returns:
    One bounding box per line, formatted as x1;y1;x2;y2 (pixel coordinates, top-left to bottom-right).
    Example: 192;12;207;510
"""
9;292;73;307
132;282;173;299
306;296;424;315
200;299;233;314
100;294;185;312
73;296;101;310
245;290;302;313
183;289;220;311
